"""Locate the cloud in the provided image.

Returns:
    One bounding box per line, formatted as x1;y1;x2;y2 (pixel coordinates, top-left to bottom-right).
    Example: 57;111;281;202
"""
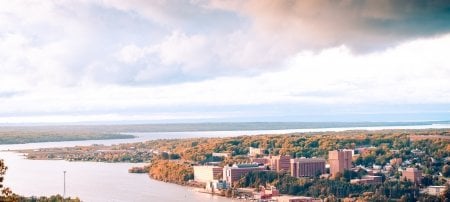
0;0;262;86
4;0;449;87
0;91;24;98
1;34;449;118
158;32;210;71
1;0;450;122
98;0;203;27
88;0;450;84
207;0;450;52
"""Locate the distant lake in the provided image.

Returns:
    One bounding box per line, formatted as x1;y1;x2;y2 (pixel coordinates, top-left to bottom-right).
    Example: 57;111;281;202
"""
1;123;450;151
1;123;450;201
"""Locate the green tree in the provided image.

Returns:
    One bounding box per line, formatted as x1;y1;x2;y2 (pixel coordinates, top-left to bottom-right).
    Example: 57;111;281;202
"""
421;175;433;186
0;159;14;199
443;165;450;178
343;170;358;181
0;159;5;192
160;152;170;160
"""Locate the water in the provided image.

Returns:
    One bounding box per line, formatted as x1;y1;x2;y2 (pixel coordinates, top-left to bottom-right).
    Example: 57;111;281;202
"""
2;123;450;151
0;152;232;202
1;123;450;201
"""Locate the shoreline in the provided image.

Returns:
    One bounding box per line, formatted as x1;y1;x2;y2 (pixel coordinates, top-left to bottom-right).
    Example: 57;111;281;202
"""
2;123;450;149
0;133;136;146
7;127;450;163
147;176;233;200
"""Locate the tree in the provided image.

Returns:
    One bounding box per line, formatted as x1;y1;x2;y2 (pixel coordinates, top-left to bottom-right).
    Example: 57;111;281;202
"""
0;159;5;190
0;159;13;199
443;165;450;178
419;194;440;202
421;175;433;186
343;170;360;182
334;172;343;181
160;152;170;160
325;194;337;202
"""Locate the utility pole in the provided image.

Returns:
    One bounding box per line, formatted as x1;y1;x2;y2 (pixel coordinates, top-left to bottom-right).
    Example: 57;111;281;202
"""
63;170;66;199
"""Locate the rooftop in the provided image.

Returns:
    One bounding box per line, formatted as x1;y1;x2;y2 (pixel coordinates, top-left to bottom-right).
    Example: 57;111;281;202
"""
233;163;262;168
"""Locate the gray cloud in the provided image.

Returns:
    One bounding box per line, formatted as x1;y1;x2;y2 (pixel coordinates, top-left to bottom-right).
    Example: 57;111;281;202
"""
83;0;450;85
208;0;450;52
2;0;450;88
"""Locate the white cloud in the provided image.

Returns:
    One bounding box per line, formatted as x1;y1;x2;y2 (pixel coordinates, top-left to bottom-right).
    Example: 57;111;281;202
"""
1;1;450;123
116;44;150;64
158;32;210;71
1;34;449;123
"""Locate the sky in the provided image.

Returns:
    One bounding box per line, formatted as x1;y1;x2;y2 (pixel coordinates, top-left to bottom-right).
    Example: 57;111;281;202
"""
1;0;450;124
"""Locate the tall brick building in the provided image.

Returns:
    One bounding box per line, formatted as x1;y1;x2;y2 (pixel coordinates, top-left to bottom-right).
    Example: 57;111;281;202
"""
290;158;326;177
269;155;291;172
402;167;422;184
329;150;352;177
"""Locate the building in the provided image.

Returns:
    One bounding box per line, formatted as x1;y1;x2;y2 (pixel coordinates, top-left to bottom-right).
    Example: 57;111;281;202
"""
269;155;291;172
355;147;367;154
411;149;425;156
329;150;353;177
248;147;264;156
260;186;279;199
290;158;326;177
212;152;230;158
251;157;269;165
205;180;229;193
193;166;223;183
350;175;382;185
384;165;393;172
343;149;355;156
274;195;319;202
223;163;266;184
402;167;422;184
425;186;447;196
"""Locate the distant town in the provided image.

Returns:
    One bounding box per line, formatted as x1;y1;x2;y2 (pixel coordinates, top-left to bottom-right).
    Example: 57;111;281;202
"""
193;148;439;201
15;129;450;201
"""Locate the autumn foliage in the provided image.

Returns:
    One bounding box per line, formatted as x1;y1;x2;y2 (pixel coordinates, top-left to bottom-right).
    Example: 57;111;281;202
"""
148;160;194;185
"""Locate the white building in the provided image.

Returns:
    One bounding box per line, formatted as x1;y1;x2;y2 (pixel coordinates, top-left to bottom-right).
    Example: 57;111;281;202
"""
212;152;230;158
425;186;447;196
248;147;264;156
193;166;223;183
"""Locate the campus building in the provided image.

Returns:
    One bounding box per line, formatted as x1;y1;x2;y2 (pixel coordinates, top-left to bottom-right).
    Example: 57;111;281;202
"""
290;158;326;177
249;147;264;156
223;163;266;184
402;167;422;184
350;175;382;185
329;150;353;177
193;166;223;183
269;155;291;172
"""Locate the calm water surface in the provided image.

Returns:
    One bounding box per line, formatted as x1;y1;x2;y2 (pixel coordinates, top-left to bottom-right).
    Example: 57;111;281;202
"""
0;152;234;202
1;124;450;201
2;124;450;150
